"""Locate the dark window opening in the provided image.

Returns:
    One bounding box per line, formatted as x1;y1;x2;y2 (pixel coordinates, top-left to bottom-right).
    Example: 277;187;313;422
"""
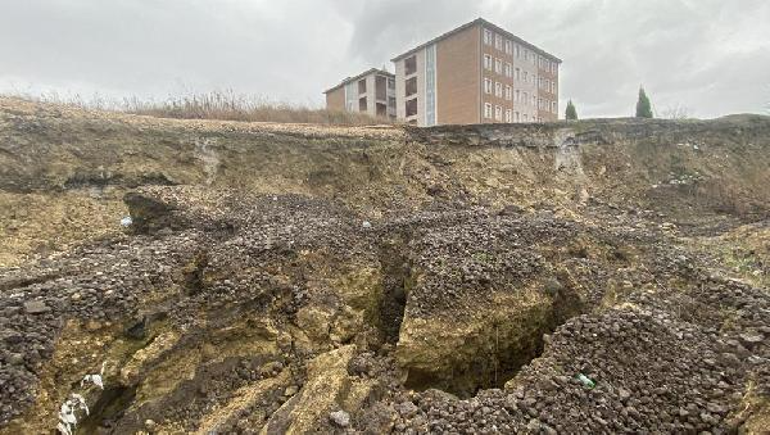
359;97;367;112
405;98;418;117
405;77;417;97
376;76;387;100
376;102;388;118
358;79;367;94
405;56;417;76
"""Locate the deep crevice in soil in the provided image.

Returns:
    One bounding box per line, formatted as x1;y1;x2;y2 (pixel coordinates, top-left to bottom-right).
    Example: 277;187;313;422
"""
404;276;585;398
377;240;409;344
76;385;137;434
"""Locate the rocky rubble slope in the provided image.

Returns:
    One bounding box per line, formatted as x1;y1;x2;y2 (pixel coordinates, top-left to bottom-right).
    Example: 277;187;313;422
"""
1;99;769;434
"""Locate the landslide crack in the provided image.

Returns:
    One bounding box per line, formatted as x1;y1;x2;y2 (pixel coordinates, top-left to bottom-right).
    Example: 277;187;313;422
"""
377;240;409;344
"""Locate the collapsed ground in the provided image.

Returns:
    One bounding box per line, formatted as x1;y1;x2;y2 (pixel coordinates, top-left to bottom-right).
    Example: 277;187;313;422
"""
0;98;769;433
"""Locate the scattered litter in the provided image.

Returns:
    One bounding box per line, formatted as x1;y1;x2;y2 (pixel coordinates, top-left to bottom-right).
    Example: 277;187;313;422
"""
362;221;372;229
576;373;596;389
57;394;89;435
120;216;133;227
81;362;106;390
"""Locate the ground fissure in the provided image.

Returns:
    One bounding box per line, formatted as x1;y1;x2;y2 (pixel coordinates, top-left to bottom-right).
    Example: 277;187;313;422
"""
1;100;770;433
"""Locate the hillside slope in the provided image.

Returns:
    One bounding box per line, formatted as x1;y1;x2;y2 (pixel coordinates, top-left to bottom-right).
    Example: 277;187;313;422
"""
2;98;769;266
0;98;769;434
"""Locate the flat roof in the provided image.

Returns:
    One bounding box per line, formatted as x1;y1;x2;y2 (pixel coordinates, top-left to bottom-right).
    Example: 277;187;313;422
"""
391;18;562;63
323;68;395;94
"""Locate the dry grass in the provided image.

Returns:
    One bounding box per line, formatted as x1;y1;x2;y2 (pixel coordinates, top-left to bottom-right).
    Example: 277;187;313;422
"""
4;90;393;126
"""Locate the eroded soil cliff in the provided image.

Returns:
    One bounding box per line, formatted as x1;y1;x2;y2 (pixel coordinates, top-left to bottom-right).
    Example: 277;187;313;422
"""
1;98;769;434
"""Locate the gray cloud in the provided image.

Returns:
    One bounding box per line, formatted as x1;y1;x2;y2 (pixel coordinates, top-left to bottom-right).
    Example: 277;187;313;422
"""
0;0;768;118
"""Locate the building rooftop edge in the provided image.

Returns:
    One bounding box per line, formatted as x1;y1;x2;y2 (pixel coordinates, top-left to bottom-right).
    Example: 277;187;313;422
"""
323;68;395;94
390;17;562;64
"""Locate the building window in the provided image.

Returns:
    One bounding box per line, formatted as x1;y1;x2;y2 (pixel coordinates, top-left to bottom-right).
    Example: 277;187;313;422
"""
552;63;558;74
532;95;537;106
388;78;395;89
515;44;521;58
523;114;528;122
505;109;512;123
539;98;544;110
539;77;543;89
484;78;492;94
495;105;502;121
495;58;502;74
524;71;529;82
484;54;492;71
532;54;537;66
515;89;520;102
515;68;521;81
376;102;388;117
505;40;512;54
484;29;493;45
405;77;417;97
523;91;529;104
551;81;557;93
405;56;417;76
359;97;367;112
484;102;493;119
505;63;512;77
515;111;520;122
375;75;387;100
552;101;557;114
358;79;367;94
405;98;418;117
495;82;502;98
495;34;503;50
505;85;512;100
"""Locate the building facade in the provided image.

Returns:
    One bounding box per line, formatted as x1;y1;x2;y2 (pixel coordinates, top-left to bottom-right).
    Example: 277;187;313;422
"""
324;68;396;119
391;18;561;126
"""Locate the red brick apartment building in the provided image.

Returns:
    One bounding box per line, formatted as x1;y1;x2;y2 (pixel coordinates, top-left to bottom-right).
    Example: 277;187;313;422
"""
325;19;561;126
393;18;561;126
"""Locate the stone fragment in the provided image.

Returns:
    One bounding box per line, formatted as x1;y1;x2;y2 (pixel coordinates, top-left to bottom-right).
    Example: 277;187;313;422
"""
23;301;50;314
330;410;350;427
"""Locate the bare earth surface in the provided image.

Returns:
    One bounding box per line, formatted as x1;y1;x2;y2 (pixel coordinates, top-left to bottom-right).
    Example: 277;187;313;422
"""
0;97;769;434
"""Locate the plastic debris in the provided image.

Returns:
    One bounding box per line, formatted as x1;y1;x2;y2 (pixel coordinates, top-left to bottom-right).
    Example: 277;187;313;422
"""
120;216;133;227
576;373;596;389
57;393;89;435
81;362;106;390
362;221;372;229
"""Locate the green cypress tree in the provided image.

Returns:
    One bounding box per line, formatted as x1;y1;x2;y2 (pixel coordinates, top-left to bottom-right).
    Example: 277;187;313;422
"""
565;100;578;121
636;87;654;118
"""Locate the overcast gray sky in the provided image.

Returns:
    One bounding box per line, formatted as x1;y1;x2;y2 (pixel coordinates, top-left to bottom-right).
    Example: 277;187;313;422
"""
1;0;768;118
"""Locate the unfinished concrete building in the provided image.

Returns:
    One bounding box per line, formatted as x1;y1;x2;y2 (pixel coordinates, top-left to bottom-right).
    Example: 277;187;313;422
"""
323;68;396;119
392;18;561;126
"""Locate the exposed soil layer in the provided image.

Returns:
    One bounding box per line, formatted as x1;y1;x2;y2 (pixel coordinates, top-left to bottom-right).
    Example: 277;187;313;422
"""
1;99;769;434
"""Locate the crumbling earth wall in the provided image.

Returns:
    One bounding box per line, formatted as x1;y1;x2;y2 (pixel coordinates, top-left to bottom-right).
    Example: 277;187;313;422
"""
2;97;770;266
1;98;770;433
